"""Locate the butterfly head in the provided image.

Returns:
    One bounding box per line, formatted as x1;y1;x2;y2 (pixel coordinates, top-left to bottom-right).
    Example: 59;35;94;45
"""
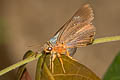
43;41;53;53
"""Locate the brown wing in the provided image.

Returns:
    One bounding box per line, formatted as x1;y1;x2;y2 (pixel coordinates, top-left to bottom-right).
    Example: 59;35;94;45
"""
57;4;95;47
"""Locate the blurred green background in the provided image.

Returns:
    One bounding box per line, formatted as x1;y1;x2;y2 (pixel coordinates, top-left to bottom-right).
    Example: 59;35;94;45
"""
0;0;120;80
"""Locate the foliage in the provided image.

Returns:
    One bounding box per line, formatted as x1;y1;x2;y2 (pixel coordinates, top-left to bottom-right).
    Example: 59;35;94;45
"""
103;52;120;80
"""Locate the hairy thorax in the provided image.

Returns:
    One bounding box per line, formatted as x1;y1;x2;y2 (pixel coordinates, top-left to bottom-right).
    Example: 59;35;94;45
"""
53;43;67;54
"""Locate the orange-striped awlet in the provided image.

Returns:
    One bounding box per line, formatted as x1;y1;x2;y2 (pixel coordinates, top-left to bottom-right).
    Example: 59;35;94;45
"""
43;4;96;73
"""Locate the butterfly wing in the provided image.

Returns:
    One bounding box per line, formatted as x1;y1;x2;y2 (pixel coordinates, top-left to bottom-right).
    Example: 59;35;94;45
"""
57;4;96;48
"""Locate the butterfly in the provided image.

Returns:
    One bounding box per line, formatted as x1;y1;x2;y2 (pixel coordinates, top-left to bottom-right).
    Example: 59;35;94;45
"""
42;3;96;73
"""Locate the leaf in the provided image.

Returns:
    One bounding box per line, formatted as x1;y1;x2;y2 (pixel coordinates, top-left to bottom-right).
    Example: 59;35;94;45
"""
16;50;34;80
35;52;46;80
20;69;32;80
37;52;101;80
103;52;120;80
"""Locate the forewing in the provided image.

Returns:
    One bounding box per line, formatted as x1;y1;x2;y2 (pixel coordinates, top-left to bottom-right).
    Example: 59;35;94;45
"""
66;24;95;47
57;4;95;47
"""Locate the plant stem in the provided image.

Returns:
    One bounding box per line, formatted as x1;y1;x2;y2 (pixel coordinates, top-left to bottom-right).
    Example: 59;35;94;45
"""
0;52;42;76
0;35;120;76
93;36;120;44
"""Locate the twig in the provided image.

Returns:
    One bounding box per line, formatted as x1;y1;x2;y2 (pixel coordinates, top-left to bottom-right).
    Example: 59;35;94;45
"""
93;36;120;44
0;52;42;76
0;35;120;76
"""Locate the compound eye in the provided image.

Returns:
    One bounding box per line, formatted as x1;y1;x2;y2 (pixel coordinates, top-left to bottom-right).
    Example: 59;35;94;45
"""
47;47;52;51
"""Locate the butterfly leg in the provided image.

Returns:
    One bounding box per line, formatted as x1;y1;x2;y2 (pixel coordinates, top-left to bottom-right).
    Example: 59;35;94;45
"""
50;54;56;73
66;50;73;59
57;53;66;73
66;50;78;62
50;55;52;70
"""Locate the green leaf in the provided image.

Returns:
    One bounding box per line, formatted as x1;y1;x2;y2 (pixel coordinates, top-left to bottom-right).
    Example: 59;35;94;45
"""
16;50;34;80
103;52;120;80
35;52;46;80
37;52;101;80
35;52;55;80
